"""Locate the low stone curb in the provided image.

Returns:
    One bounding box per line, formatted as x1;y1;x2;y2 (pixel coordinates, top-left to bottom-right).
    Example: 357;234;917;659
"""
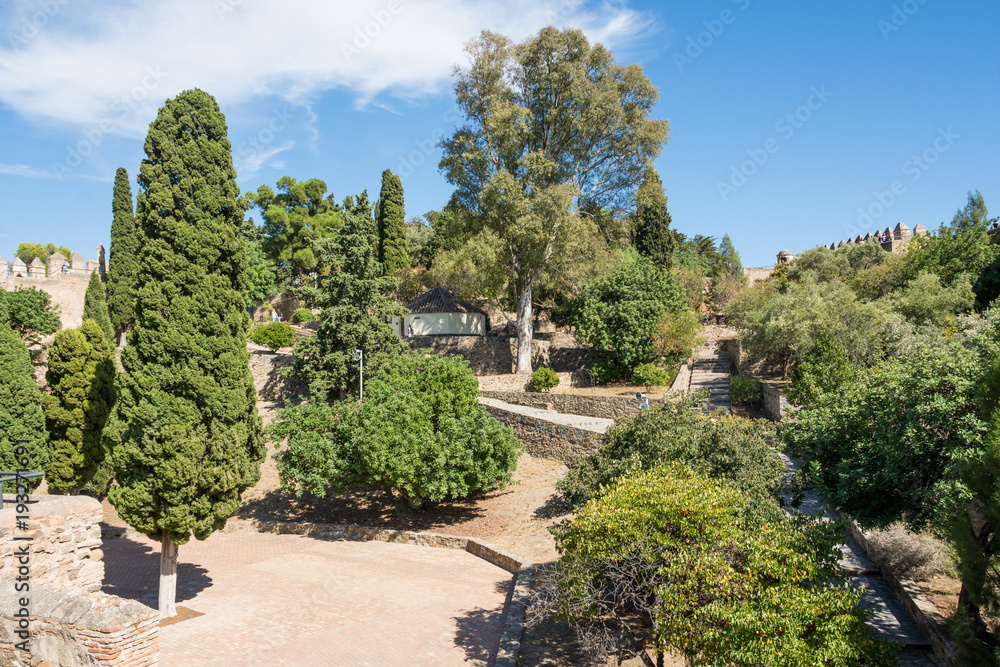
849;522;959;666
221;518;534;667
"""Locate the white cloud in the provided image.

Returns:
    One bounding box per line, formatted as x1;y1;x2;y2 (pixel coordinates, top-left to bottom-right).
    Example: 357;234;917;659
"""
0;162;55;178
0;0;656;135
235;140;295;179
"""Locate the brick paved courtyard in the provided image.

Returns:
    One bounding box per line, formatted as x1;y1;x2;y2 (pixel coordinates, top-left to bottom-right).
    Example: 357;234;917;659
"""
102;532;514;666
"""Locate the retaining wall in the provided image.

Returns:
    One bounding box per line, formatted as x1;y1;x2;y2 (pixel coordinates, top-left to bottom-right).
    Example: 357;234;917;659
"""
409;336;590;375
723;338;793;422
0;495;104;594
481;404;602;464
479;390;645;420
476;371;592;392
0;585;159;667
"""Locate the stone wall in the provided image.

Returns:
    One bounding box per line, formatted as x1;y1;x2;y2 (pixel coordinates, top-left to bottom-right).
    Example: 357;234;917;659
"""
743;267;773;287
482;404;602;464
480;390;648;420
476;371;592;393
0;247;106;331
761;383;793;422
0;495;104;594
0;585;159;667
409;336;590;375
248;347;308;402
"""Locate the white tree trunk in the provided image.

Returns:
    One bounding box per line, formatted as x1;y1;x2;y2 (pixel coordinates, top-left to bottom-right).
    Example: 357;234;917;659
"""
159;533;178;619
515;286;533;375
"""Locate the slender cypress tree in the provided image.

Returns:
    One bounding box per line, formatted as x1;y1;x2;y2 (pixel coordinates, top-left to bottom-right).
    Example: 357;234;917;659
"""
83;271;115;345
0;324;47;487
42;320;116;494
107;167;140;343
376;169;409;274
293;210;408;398
632;166;676;269
107;89;264;619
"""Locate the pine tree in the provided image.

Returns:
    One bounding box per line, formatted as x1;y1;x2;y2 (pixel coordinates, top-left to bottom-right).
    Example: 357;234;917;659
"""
293;210;408;398
107;167;140;342
107;89;264;619
83;271;115;345
42;320;116;494
376;169;409;274
632;166;676;269
0;324;47;487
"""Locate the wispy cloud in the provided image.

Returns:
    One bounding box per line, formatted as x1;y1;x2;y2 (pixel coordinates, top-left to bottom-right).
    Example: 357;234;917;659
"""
235;141;296;179
0;162;55;178
0;0;657;134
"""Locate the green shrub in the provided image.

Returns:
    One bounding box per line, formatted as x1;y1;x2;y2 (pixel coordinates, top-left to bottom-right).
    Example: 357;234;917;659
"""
730;374;762;407
545;464;897;666
631;362;674;390
786;332;857;407
590;356;626;383
531;367;560;392
557;393;784;517
291;307;316;324
273;353;522;509
249;322;295;352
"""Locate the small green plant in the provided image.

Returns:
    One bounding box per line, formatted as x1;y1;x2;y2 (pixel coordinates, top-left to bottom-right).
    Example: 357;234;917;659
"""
532;367;560;392
631;363;674;391
249;322;295;352
730;375;762;407
291;307;316;324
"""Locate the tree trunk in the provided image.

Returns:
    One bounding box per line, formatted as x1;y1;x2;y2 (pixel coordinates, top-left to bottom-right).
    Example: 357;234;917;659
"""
515;285;533;375
159;533;178;619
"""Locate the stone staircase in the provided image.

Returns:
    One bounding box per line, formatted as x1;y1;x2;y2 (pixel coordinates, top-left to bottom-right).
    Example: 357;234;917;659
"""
687;340;732;413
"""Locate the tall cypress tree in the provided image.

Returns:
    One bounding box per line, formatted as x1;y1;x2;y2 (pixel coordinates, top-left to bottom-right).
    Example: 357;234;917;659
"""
107;167;140;343
632;166;676;269
376;169;408;274
83;271;115;345
107;89;264;619
293;209;408;398
0;324;47;488
42;320;116;494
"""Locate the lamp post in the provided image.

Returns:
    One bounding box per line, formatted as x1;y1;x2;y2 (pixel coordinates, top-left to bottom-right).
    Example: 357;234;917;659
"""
353;349;363;403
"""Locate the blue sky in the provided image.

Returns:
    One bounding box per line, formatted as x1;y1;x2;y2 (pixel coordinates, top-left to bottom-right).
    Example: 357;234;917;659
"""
0;0;996;268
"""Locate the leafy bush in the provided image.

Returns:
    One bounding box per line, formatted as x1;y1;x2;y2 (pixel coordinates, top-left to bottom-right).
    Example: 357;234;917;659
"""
273;353;521;509
573;255;686;379
630;362;673;390
730;374;762;407
0;286;61;347
539;464;896;666
291;307;316;324
652;308;701;361
249;322;295;352
786;331;857;407
531;367;560;392
557;394;784;517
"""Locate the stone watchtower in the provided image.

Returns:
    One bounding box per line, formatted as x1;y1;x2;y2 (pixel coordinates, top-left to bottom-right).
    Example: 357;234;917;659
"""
776;249;794;264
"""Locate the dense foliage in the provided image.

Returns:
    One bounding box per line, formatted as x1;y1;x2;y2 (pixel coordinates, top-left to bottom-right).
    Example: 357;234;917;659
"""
0;286;61;347
249;176;342;282
108;88;264;547
631;166;675;268
42;320;116;494
558;394;784;517
107;167;139;338
542;464;896;666
376;169;408;275
15;241;71;267
292;209;408;398
573;255;687;380
249;322;294;352
0;324;47;488
82;271;115;345
786;331;857;407
274;353;521;509
291;307;315;323
630;362;673;390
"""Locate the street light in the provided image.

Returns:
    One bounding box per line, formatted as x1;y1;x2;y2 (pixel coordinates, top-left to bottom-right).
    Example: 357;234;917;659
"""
353;349;363;403
635;391;649;410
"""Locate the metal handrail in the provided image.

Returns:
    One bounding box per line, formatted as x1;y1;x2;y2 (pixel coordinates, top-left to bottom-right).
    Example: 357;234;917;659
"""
0;471;44;510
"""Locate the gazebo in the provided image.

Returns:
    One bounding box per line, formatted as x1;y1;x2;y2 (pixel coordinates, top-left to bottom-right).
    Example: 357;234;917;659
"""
402;287;487;336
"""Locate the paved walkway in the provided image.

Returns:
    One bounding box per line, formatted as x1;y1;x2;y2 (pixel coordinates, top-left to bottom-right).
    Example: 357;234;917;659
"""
103;532;513;666
687;338;733;413
477;396;614;434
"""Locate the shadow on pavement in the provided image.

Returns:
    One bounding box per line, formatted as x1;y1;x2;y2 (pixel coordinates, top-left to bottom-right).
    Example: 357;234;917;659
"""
102;536;213;609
